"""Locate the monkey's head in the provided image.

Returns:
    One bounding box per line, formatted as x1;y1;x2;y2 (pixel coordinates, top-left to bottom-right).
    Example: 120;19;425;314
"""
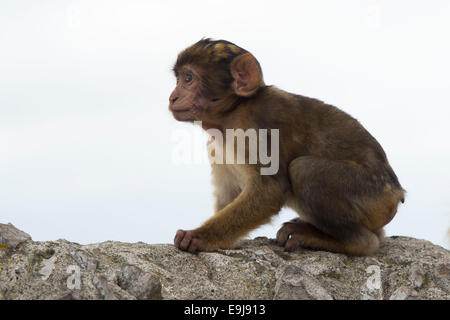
169;38;265;122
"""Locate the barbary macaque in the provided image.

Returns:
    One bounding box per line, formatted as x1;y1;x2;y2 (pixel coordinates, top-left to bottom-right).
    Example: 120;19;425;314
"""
169;38;404;255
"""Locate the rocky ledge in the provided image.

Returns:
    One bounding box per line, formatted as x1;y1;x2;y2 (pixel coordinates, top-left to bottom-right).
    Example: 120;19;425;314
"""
0;223;449;300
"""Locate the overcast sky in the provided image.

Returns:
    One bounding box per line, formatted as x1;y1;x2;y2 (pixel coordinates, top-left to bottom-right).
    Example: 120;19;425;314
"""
1;0;449;249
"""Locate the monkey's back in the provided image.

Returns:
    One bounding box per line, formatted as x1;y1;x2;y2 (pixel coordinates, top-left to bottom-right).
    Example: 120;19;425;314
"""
249;86;403;192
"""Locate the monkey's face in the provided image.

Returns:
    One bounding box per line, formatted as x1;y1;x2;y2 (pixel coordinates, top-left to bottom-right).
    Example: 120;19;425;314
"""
169;65;205;122
169;39;265;123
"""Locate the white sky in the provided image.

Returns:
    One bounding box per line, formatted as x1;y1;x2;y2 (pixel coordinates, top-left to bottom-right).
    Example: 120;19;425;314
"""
0;0;449;249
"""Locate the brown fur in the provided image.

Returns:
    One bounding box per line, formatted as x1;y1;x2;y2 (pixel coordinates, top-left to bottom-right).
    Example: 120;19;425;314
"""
170;38;405;255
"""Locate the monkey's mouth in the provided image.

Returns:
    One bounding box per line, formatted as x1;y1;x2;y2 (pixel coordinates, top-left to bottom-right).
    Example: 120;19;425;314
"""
171;108;191;112
169;104;192;112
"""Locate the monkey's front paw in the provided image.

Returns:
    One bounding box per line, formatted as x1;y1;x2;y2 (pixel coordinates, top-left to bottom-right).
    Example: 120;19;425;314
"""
173;229;207;253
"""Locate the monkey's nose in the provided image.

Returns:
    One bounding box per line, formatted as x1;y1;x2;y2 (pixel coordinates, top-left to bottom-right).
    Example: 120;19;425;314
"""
169;92;179;103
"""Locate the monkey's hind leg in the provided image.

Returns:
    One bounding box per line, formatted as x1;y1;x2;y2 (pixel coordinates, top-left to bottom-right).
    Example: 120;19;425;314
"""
278;156;401;256
276;218;380;256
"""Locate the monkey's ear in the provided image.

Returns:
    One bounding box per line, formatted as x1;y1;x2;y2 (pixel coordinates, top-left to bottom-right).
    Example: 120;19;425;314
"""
230;53;263;97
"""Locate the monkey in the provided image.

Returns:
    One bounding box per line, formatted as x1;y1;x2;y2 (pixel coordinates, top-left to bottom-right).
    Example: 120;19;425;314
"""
169;38;405;256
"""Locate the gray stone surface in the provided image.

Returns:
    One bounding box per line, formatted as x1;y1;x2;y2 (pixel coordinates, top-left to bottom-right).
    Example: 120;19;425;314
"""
117;264;162;299
0;225;449;300
0;223;31;249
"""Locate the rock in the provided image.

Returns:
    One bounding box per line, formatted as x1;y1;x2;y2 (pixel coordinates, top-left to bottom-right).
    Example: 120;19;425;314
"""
38;255;57;281
274;265;333;300
93;274;117;300
0;224;449;300
389;286;418;300
69;247;98;271
117;264;162;299
409;263;425;288
434;263;450;293
0;223;31;249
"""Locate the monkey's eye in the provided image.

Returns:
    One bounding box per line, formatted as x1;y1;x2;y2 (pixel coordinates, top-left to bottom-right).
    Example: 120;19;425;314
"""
184;73;193;83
